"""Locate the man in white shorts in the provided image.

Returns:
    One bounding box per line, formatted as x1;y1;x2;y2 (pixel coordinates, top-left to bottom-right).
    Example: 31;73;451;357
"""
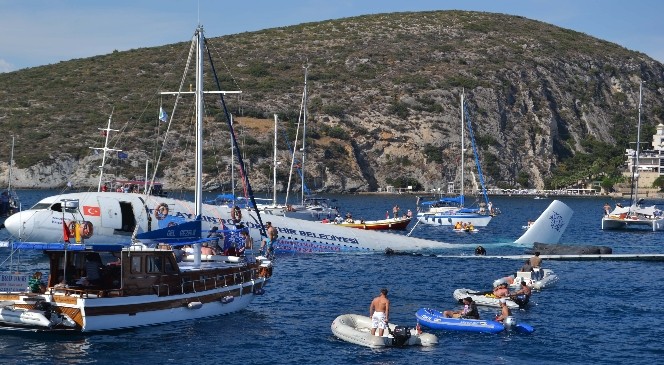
369;288;390;336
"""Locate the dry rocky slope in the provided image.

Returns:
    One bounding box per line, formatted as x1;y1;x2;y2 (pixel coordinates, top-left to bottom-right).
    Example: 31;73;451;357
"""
1;11;663;193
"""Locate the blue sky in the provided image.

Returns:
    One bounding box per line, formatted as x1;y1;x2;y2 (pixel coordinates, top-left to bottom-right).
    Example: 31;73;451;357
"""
1;0;663;73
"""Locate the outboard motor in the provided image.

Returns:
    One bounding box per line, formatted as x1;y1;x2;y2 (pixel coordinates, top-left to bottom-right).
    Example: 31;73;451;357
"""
512;294;530;308
35;300;53;320
504;316;517;330
391;326;411;346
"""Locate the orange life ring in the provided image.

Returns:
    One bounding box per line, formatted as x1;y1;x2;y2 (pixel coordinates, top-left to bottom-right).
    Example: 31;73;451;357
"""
81;221;93;239
154;203;169;220
231;206;242;222
68;221;77;235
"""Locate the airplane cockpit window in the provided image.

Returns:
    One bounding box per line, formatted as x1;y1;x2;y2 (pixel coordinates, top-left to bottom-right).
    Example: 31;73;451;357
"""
30;203;53;210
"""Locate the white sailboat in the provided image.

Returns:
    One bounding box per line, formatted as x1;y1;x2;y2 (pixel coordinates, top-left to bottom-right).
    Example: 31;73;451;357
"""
601;81;664;231
417;92;492;227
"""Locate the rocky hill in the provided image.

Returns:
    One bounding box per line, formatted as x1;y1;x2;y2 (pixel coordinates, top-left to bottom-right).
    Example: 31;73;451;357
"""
1;10;663;193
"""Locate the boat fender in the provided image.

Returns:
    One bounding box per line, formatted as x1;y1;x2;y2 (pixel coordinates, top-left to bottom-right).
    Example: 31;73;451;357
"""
221;295;234;304
390;326;411;346
504;316;517;329
187;301;203;309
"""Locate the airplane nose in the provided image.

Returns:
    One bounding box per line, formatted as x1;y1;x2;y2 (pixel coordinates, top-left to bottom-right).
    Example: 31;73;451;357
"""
3;211;34;239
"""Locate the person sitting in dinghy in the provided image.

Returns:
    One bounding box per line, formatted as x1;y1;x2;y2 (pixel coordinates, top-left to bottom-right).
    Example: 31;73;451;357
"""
492;282;510;298
443;297;479;319
511;281;532;301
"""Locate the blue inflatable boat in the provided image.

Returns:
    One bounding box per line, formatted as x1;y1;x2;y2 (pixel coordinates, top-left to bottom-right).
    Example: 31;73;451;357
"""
415;308;534;334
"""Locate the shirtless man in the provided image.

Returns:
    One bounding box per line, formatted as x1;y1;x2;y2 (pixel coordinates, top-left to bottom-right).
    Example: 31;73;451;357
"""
493;282;510;298
529;251;542;268
369;288;390;336
261;222;278;257
495;298;511;322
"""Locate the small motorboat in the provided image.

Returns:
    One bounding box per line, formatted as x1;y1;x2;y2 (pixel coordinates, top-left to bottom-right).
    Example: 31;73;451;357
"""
494;268;559;290
415;308;534;334
415;308;503;333
453;228;479;233
453;288;528;309
331;314;438;348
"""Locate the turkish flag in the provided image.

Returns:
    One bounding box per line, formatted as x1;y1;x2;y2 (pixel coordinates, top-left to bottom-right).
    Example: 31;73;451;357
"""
62;221;71;243
83;206;101;216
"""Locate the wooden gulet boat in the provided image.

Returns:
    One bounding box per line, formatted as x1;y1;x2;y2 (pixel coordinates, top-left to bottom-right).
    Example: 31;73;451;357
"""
327;216;412;230
0;25;273;332
0;241;272;332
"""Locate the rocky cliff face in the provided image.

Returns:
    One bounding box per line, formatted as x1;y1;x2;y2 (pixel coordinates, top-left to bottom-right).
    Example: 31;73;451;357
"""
1;11;662;193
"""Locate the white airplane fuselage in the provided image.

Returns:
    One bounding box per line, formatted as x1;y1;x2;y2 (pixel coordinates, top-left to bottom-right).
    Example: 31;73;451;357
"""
4;192;456;252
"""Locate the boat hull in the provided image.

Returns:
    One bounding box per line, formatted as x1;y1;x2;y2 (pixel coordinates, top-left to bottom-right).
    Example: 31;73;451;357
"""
452;288;524;309
327;217;412;230
331;314;438;348
601;216;664;231
415;308;504;333
417;213;491;227
494;269;558;290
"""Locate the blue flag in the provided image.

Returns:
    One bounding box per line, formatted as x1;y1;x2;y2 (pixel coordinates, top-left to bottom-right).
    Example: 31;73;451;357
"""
159;107;168;122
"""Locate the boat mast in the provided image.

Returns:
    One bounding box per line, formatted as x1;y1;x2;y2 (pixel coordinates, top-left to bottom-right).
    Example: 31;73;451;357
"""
194;26;204;218
273;114;278;206
631;81;644;209
301;64;309;204
7;135;14;192
90;109;121;192
460;91;465;207
230;114;235;197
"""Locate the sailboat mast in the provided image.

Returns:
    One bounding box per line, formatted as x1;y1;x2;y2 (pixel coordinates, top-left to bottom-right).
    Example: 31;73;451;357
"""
91;109;120;192
633;81;644;207
231;114;235;197
301;64;308;204
7;135;14;192
273;114;278;206
460;91;465;207
194;26;204;218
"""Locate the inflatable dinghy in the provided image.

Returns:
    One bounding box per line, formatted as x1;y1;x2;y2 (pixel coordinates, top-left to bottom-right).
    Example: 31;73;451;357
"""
494;268;559;290
331;314;438;348
415;308;534;334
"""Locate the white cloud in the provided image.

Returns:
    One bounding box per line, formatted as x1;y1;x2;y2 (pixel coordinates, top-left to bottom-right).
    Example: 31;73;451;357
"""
0;59;14;73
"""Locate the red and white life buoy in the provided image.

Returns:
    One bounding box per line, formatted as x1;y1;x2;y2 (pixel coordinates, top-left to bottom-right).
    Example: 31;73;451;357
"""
81;221;93;239
231;206;242;222
154;203;169;220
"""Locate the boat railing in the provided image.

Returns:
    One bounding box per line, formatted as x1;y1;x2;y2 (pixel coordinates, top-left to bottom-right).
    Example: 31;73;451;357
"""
175;269;260;295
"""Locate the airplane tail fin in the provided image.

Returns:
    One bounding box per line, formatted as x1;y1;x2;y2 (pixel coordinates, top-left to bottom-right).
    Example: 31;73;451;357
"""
514;200;573;244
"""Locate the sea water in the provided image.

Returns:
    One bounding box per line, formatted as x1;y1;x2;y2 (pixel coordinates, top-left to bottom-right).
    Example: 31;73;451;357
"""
1;191;663;364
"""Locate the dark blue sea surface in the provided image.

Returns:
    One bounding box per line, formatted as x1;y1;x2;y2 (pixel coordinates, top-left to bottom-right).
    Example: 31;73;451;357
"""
1;191;663;364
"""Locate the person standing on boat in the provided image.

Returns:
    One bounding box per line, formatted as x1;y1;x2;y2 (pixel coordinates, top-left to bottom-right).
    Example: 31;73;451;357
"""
28;271;46;293
369;288;390;336
392;205;399;218
603;202;611;216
